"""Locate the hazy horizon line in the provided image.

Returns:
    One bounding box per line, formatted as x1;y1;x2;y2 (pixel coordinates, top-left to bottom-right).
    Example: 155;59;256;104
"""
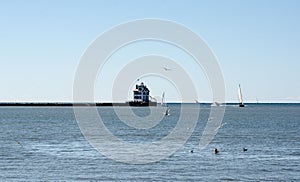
0;101;299;104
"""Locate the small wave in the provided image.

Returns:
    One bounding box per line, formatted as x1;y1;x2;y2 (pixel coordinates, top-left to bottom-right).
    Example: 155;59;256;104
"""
219;177;241;181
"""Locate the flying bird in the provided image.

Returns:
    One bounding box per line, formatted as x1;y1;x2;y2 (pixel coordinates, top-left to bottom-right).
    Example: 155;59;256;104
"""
162;67;172;71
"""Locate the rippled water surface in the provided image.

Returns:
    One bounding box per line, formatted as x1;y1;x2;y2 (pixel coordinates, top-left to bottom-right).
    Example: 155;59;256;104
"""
0;104;299;181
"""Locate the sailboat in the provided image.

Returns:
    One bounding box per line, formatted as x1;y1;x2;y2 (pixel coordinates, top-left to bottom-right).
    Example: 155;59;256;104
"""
238;84;245;107
161;92;165;106
161;92;170;116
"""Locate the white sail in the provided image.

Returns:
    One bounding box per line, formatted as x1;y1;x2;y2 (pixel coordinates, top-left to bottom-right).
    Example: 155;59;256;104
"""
238;84;243;104
161;92;165;106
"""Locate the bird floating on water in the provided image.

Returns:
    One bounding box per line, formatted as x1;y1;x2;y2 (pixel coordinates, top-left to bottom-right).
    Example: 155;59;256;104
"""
214;148;219;154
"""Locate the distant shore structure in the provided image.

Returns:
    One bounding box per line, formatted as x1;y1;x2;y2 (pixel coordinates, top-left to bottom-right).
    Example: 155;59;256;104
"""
128;82;157;106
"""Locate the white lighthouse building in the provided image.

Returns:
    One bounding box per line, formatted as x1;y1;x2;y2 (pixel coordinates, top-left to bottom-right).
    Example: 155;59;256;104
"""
128;82;157;106
133;82;150;102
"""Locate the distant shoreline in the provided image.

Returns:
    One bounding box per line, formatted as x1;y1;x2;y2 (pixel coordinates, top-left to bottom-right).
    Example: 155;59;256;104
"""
0;102;299;107
0;102;127;107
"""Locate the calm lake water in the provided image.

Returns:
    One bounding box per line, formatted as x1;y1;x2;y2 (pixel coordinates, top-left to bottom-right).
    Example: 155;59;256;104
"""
0;104;299;181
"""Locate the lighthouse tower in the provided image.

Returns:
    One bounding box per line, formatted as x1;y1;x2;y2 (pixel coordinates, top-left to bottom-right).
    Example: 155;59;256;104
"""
133;82;150;103
128;82;157;106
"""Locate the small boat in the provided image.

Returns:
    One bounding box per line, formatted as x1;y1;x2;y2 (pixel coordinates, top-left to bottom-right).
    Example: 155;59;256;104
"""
238;84;245;107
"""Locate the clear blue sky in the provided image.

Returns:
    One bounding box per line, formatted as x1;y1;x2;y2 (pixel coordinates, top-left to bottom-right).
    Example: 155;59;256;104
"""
0;0;299;102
